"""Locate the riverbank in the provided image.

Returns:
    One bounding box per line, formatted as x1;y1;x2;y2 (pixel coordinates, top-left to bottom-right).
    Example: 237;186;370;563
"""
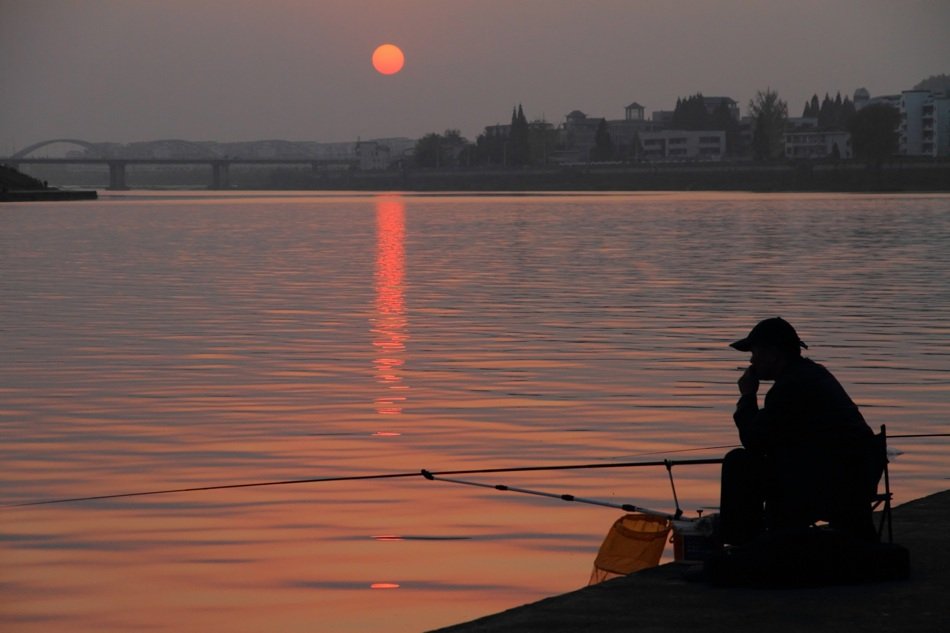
14;159;950;192
430;490;950;633
0;164;98;201
0;189;98;202
296;160;950;192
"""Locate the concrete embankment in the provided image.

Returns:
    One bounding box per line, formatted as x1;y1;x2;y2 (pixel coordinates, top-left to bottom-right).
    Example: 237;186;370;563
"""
430;490;950;633
0;189;98;202
296;160;950;192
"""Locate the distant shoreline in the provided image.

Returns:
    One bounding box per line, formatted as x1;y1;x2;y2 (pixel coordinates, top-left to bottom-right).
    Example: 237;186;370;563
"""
253;160;950;193
11;160;950;194
0;189;98;202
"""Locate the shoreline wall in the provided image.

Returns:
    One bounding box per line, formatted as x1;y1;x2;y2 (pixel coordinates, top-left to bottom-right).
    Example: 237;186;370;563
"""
281;161;950;192
16;160;950;193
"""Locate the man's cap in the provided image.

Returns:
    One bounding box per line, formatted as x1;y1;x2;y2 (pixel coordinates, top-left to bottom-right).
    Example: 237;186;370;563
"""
730;317;808;352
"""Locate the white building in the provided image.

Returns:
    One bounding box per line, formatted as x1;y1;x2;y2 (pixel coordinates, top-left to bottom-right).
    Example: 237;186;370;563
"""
638;130;725;161
783;118;851;159
900;90;950;157
356;141;391;170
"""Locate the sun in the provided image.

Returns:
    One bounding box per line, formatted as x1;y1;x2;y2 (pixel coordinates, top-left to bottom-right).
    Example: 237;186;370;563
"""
372;44;405;75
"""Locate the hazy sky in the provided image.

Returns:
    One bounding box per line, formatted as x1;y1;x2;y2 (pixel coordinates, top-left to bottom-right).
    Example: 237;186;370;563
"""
2;0;948;151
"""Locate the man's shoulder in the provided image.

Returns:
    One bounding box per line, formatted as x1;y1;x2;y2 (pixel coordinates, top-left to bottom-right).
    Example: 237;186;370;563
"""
783;357;827;380
776;357;840;392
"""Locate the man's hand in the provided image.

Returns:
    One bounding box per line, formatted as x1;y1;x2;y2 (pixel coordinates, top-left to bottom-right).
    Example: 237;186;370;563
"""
738;366;759;397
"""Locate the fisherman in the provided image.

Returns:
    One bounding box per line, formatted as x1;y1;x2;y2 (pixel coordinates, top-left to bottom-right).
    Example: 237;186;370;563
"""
719;317;878;545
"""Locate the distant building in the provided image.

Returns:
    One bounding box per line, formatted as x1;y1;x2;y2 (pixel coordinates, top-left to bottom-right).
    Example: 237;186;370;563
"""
783;118;851;159
554;103;665;163
608;101;659;159
557;110;606;162
862;93;901;111
853;87;871;110
702;97;741;121
355;140;391;170
625;102;646;121
638;130;725;161
900;89;950;157
483;123;511;141
651;110;675;128
564;110;605;145
851;87;950;158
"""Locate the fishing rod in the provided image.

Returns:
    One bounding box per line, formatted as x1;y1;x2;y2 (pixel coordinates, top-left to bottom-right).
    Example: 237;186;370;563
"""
421;469;677;519
4;433;945;509
3;456;727;509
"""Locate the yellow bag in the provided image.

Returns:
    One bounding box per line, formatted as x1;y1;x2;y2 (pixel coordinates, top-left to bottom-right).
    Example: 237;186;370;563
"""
588;513;671;585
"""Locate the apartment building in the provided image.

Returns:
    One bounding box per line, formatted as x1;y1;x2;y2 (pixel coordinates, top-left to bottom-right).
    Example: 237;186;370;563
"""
900;90;950;157
638;130;726;161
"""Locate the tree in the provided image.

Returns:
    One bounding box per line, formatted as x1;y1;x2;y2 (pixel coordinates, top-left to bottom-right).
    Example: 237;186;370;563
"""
630;132;644;161
849;103;900;166
748;89;788;161
672;93;712;130
414;133;443;168
818;93;835;129
914;73;950;94
413;130;471;168
801;91;855;129
713;100;740;156
527;119;557;165
837;96;856;129
591;119;614;161
509;104;530;166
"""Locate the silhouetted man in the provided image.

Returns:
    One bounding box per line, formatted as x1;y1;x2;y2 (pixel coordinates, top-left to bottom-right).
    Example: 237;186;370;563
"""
720;317;877;545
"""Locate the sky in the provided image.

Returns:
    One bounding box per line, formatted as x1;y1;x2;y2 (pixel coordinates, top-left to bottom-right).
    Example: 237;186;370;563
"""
1;0;948;152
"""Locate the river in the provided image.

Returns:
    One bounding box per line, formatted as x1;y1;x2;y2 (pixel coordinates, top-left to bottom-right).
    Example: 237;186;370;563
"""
2;191;948;632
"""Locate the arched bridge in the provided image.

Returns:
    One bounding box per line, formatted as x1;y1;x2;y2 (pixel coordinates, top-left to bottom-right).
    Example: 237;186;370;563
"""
3;140;358;189
12;139;102;159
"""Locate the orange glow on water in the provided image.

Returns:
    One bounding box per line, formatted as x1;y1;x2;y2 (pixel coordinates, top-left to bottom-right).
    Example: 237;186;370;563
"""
373;196;409;416
2;192;948;633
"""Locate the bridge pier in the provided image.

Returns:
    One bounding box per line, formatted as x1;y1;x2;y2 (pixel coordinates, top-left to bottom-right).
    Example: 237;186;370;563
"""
108;161;128;190
211;162;230;189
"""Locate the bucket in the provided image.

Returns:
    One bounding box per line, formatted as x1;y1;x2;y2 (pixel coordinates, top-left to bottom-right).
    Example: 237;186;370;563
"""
672;514;720;562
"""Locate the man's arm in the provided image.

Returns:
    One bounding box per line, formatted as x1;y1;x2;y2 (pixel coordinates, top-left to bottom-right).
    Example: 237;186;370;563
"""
734;367;766;451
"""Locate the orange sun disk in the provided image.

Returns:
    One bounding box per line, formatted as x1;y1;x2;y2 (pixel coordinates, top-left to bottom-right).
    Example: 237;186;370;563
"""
372;44;405;75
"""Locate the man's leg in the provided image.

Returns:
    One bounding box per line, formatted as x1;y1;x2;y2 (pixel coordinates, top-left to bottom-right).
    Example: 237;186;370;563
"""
719;448;766;545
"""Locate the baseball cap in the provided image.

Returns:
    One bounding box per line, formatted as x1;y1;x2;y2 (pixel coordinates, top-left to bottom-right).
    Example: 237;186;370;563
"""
730;317;808;352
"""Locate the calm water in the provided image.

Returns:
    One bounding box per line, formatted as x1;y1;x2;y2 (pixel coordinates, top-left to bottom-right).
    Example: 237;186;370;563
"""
2;191;949;632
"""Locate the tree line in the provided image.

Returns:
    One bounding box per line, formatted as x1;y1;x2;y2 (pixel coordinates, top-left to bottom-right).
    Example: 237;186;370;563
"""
414;88;906;168
801;92;857;129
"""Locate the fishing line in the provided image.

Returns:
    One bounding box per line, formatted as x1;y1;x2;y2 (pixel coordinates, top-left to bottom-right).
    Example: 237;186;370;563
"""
605;443;740;460
421;469;676;519
5;433;946;509
2;472;422;508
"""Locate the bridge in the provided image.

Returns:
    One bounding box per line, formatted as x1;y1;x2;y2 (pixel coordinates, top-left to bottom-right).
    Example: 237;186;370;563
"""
2;139;361;189
3;157;361;189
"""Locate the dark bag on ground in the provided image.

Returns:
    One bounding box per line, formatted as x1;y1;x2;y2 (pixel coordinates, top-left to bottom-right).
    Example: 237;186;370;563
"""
703;528;909;587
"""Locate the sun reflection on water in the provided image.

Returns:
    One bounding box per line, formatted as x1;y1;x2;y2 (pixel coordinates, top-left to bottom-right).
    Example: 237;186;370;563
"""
372;196;409;418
